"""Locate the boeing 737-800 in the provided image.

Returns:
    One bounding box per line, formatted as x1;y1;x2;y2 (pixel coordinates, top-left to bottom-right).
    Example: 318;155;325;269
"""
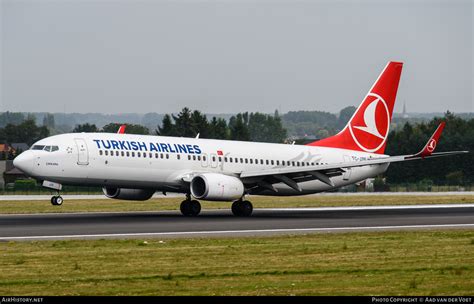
13;61;468;216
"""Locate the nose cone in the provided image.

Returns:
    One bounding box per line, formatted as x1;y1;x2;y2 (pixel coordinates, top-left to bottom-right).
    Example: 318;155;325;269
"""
13;151;35;176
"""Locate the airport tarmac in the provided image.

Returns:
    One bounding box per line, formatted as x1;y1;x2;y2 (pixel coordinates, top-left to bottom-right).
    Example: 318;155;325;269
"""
1;204;473;241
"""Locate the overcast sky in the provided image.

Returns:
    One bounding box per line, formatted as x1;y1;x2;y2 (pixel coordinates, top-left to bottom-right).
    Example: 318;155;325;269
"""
1;0;473;114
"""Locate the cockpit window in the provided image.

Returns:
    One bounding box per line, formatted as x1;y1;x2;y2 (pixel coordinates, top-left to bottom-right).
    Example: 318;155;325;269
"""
31;145;59;152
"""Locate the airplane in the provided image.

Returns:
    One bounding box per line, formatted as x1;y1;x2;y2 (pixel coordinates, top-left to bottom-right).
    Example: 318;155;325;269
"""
13;61;468;216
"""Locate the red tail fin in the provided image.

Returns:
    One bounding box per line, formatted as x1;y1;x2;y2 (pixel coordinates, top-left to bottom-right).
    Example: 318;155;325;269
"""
307;61;403;154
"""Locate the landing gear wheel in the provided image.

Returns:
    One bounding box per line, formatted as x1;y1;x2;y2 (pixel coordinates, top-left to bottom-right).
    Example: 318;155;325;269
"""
232;200;253;217
55;196;63;206
51;196;63;206
180;199;201;216
190;200;201;216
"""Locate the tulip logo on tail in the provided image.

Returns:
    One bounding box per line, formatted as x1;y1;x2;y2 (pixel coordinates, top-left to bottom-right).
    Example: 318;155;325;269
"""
349;93;390;153
427;138;437;153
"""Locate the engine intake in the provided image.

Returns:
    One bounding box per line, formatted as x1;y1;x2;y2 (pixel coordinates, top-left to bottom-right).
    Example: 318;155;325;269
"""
190;173;244;201
102;187;155;201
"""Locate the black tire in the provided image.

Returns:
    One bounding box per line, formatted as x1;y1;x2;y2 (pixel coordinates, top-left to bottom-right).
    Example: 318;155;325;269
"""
189;200;201;216
231;201;240;215
232;200;253;217
180;200;190;216
240;200;253;217
51;196;57;206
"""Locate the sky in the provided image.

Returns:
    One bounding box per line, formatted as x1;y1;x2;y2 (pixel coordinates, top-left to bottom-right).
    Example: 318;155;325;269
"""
1;0;473;114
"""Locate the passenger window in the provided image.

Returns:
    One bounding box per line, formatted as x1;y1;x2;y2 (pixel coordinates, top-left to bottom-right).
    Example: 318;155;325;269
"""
219;157;222;162
249;159;253;164
188;155;191;160
260;159;264;165
149;153;152;158
166;154;169;159
143;153;146;158
160;153;164;159
155;153;158;158
99;150;103;155
265;160;269;165
229;158;233;163
271;160;274;165
177;154;181;160
137;152;141;157
121;151;125;157
197;155;201;161
193;155;196;161
126;151;130;157
105;150;108;156
292;161;295;166
240;158;243;163
224;157;228;162
276;160;279;165
235;158;238;163
212;156;216;162
132;152;136;157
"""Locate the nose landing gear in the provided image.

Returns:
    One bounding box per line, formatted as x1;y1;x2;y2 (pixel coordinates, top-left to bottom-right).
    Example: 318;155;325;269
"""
51;195;64;206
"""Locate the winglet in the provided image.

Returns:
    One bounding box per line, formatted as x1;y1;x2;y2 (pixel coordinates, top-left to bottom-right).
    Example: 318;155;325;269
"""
117;124;126;134
413;122;445;158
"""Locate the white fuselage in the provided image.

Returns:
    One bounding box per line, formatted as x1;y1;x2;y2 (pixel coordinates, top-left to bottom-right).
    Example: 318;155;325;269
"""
15;133;389;197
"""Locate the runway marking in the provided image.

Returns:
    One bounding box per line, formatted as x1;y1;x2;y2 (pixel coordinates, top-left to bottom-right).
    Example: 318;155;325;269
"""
1;203;473;217
1;223;474;240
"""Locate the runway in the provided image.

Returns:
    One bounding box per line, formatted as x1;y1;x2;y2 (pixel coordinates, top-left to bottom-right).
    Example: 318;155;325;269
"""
1;204;474;241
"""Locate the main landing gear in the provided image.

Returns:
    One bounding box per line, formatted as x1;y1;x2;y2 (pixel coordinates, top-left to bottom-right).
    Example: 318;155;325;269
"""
180;194;201;216
179;195;254;217
51;195;64;206
231;200;253;217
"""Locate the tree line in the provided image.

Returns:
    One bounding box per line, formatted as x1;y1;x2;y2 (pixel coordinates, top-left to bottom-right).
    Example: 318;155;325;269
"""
384;112;473;185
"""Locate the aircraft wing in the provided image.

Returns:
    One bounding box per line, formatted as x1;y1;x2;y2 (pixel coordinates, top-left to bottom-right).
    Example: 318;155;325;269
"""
239;122;468;192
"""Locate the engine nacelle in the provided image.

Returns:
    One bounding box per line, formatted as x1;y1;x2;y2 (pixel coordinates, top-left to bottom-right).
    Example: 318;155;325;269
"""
102;187;155;201
190;173;244;201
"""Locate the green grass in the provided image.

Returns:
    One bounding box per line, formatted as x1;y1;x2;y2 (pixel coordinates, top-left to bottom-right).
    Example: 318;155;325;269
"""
0;194;473;214
0;230;473;295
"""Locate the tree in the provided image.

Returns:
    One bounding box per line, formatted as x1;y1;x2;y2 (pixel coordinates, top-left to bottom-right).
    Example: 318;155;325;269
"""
156;114;176;136
208;117;228;139
190;110;210;138
102;123;149;135
173;107;195;137
73;123;98;133
229;113;250;141
0;119;49;146
337;106;356;130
